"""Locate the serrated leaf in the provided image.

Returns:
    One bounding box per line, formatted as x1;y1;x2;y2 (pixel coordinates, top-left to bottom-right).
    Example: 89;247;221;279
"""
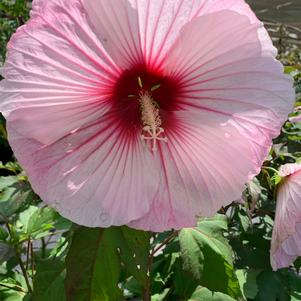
179;215;241;298
196;215;233;264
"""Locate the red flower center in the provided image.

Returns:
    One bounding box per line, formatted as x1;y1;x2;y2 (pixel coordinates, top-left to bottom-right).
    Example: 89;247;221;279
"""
112;65;182;133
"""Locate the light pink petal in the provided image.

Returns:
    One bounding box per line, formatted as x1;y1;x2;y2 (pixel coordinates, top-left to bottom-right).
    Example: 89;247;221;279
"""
164;10;294;175
130;110;256;231
0;0;119;144
279;163;301;177
271;165;301;270
83;0;144;69
7;113;161;227
83;0;261;70
193;0;276;57
131;9;294;231
134;0;263;69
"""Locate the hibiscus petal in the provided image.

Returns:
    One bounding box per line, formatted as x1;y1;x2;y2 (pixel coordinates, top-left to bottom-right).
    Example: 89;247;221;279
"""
83;0;144;69
131;10;294;231
271;164;301;270
164;10;294;174
130;110;255;231
7;113;161;227
0;0;119;144
84;0;260;70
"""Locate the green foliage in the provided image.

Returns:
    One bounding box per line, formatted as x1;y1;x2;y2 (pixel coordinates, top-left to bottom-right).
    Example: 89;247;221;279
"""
0;2;301;301
0;0;29;64
65;226;150;301
65;227;123;301
0;176;33;222
188;287;236;301
179;215;241;298
31;259;66;301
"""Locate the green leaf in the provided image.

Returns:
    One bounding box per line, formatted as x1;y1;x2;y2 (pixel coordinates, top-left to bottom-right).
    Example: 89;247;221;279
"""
237;211;250;233
236;269;259;299
0;176;32;222
0;290;25;301
292;294;301;301
151;288;170;301
65;227;123;301
18;206;58;240
172;257;199;299
0;242;14;264
0;226;8;241
296;80;301;94
179;215;241;298
0;273;27;301
65;226;150;300
26;207;58;239
112;226;150;287
196;214;233;263
188;286;236;301
255;271;290;301
31;259;66;301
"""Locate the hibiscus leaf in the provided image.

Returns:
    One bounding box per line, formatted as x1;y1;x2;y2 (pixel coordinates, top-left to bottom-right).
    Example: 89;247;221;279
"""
0;176;32;222
113;226;150;287
172;257;200;299
255;270;290;301
235;269;259;300
26;207;58;239
31;259;66;301
18;206;59;240
0;242;14;264
188;286;236;301
178;215;241;298
65;227;123;301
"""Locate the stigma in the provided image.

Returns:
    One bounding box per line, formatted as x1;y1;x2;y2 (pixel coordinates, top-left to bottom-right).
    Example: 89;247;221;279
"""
139;91;167;152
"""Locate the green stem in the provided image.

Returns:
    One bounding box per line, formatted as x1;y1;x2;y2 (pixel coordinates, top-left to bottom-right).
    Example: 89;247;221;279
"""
0;283;27;293
6;224;32;294
30;240;35;287
41;238;46;258
150;231;178;257
262;166;279;174
16;246;33;294
143;231;178;300
25;240;30;270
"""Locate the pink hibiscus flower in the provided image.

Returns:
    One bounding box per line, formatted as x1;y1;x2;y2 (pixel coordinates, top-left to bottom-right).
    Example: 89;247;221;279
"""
0;0;295;231
271;163;301;270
